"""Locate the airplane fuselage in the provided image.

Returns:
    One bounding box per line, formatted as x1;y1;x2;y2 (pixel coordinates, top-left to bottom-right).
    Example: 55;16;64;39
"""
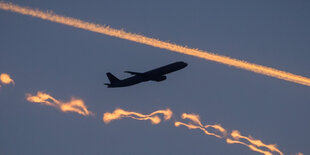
105;61;187;88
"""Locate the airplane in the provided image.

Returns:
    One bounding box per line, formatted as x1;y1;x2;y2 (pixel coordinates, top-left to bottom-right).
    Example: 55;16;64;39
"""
104;61;188;88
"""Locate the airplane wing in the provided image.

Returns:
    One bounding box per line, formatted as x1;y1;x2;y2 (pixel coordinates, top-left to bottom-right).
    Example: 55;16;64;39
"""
124;71;143;75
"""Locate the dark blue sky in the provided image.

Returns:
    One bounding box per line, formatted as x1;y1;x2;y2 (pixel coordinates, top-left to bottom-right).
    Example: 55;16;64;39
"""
1;0;310;154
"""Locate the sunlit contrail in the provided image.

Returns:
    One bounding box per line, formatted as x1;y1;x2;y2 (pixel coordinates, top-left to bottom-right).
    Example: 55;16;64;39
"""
229;130;283;155
0;73;14;85
175;113;284;155
1;2;310;87
103;108;172;124
175;113;227;138
226;138;272;155
26;91;93;116
227;130;283;155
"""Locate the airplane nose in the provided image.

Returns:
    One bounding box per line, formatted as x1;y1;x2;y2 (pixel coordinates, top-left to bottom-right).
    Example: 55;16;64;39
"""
182;62;188;67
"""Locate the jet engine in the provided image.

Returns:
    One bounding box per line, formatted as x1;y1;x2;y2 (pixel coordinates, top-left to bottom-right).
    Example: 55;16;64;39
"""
152;76;167;82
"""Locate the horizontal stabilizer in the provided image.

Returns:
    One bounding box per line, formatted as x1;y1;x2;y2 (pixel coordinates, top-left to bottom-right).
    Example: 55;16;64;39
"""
124;71;143;75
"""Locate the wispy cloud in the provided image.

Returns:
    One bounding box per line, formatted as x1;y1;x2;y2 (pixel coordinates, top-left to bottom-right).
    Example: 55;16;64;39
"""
103;108;172;124
26;91;93;116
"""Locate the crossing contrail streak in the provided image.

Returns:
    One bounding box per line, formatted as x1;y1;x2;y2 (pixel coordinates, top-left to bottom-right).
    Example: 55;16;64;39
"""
1;2;310;87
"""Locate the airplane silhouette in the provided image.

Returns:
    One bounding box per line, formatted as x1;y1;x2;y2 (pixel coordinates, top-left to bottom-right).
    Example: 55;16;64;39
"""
104;61;188;88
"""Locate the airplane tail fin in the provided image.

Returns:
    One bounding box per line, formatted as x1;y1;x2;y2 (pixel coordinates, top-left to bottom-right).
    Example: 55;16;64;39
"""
106;72;120;84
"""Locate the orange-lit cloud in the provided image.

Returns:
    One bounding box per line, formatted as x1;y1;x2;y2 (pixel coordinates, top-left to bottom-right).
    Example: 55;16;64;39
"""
0;73;14;85
26;91;93;116
1;2;310;87
175;113;285;155
103;108;172;124
227;130;283;155
226;138;272;155
175;113;227;138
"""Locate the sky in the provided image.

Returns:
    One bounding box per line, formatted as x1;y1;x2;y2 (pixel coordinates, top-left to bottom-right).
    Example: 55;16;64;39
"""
1;0;310;155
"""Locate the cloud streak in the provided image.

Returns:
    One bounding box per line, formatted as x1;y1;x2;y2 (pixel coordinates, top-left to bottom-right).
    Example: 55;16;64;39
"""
175;113;227;138
0;73;15;85
26;91;93;116
175;112;284;155
1;2;310;86
103;108;172;124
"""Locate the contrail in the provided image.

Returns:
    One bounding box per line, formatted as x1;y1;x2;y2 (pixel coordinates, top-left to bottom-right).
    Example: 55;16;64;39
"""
175;113;284;155
231;130;283;154
226;138;272;155
227;130;283;155
175;113;227;138
26;91;93;116
103;108;172;124
0;73;15;85
1;2;310;87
